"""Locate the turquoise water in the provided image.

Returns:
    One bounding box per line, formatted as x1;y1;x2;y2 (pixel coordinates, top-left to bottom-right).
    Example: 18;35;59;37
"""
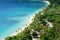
0;0;47;39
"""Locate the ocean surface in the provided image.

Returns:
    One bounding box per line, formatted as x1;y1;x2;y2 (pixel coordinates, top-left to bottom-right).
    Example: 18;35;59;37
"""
0;0;47;40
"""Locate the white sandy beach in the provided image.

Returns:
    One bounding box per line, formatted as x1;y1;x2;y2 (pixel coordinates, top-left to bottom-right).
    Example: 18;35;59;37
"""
10;0;50;36
8;0;50;36
11;15;35;36
44;1;50;5
2;1;50;40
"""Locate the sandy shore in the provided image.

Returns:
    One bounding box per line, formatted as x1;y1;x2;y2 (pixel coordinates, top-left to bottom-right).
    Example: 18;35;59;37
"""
44;1;50;5
11;15;35;36
2;1;50;40
11;0;50;36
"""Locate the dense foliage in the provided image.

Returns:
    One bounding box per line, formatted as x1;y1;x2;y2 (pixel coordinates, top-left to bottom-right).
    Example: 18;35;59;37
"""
48;0;60;4
40;5;60;40
5;0;60;40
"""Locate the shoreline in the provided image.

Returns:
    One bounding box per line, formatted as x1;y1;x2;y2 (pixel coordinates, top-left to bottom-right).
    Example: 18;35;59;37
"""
44;1;50;5
7;15;35;36
2;1;50;40
9;0;50;36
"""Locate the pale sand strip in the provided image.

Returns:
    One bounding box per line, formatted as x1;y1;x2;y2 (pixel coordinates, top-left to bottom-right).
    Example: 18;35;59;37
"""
9;15;35;36
2;1;50;40
10;0;50;36
1;1;50;40
44;1;50;5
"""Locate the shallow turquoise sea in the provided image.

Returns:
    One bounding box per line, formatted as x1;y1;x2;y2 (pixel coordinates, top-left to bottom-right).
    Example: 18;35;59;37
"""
0;0;47;40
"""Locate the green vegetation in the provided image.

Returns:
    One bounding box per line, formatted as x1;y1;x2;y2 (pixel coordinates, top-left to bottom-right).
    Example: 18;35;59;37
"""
48;0;60;4
5;0;60;40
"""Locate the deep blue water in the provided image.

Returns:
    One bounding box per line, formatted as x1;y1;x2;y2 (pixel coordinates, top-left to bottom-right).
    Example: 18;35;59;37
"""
0;0;47;40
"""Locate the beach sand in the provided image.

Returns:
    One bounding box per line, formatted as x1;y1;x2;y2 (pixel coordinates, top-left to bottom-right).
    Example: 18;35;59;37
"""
2;1;50;40
44;1;50;5
8;0;50;36
12;15;35;36
10;0;50;36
